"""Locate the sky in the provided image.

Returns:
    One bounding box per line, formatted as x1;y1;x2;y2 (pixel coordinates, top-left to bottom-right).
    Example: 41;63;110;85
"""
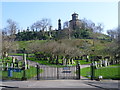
2;1;118;34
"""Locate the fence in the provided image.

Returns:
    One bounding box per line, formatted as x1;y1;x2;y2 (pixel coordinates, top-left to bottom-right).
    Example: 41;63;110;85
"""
1;64;81;81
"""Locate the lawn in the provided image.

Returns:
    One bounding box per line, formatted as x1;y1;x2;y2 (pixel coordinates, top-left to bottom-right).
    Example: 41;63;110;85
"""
27;56;91;67
81;64;120;80
2;66;42;80
9;53;34;56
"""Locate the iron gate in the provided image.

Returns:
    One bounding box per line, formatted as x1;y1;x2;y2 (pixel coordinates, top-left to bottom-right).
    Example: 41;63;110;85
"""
35;65;78;80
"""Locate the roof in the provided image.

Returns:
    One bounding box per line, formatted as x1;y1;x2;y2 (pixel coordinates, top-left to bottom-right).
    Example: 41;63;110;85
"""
72;12;78;16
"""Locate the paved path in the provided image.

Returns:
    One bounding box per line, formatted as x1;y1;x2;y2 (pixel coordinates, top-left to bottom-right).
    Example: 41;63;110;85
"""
1;80;119;89
1;80;97;88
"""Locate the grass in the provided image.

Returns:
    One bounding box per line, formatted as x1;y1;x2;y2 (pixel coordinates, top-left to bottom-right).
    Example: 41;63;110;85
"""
27;56;91;68
2;57;13;62
9;53;34;56
79;60;91;65
27;57;68;67
16;40;48;49
2;66;42;80
81;64;120;80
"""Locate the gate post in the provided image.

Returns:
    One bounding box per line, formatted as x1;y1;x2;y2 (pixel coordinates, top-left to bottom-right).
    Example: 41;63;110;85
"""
91;62;95;80
36;64;40;80
78;63;81;80
57;67;59;79
22;66;27;80
76;63;80;80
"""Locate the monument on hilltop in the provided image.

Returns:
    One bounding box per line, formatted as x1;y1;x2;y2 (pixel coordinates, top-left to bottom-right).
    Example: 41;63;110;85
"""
69;12;82;30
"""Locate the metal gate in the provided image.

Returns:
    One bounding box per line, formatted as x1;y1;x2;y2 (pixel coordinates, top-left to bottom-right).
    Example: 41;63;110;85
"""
35;65;78;80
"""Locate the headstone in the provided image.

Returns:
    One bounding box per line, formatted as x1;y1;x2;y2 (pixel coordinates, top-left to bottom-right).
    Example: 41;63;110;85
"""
94;61;97;69
86;55;89;62
5;52;8;57
23;54;27;70
12;57;16;63
71;58;74;64
100;60;102;67
104;60;107;67
27;61;29;69
107;61;110;66
10;63;13;68
1;63;4;71
5;63;8;71
68;59;71;65
63;58;66;65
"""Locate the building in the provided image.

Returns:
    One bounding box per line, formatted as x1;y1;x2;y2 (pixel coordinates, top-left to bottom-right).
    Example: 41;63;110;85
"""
58;13;82;30
69;13;82;30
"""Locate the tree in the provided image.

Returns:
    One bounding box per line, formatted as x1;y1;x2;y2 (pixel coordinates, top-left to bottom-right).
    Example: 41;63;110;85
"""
96;23;104;33
63;21;69;29
4;19;18;35
2;19;19;57
107;29;117;40
81;18;95;32
31;18;51;31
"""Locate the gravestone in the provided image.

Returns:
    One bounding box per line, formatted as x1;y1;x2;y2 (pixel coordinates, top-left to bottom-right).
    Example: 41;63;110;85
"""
23;54;27;70
104;59;107;67
86;55;89;62
100;60;102;67
68;59;71;65
27;61;29;69
10;63;13;68
1;63;4;71
5;63;8;71
12;57;16;63
63;58;66;65
94;61;98;69
71;58;75;64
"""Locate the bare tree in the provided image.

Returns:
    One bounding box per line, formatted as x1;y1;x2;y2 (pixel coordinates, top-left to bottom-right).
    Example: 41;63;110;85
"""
4;19;18;35
31;18;51;31
107;29;117;40
2;19;19;57
81;18;95;32
63;21;69;29
96;23;104;33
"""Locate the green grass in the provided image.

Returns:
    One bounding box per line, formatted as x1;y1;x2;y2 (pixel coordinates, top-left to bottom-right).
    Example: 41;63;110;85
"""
27;57;91;67
2;66;42;80
2;57;13;62
79;60;91;65
81;65;120;80
16;40;48;49
9;53;34;56
95;67;120;80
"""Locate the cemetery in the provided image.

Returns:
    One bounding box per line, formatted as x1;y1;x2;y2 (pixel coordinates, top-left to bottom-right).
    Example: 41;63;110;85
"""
1;52;42;80
1;40;120;81
1;12;120;81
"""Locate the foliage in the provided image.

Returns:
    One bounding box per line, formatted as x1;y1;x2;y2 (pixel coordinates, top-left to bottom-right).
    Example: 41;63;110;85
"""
15;24;109;41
